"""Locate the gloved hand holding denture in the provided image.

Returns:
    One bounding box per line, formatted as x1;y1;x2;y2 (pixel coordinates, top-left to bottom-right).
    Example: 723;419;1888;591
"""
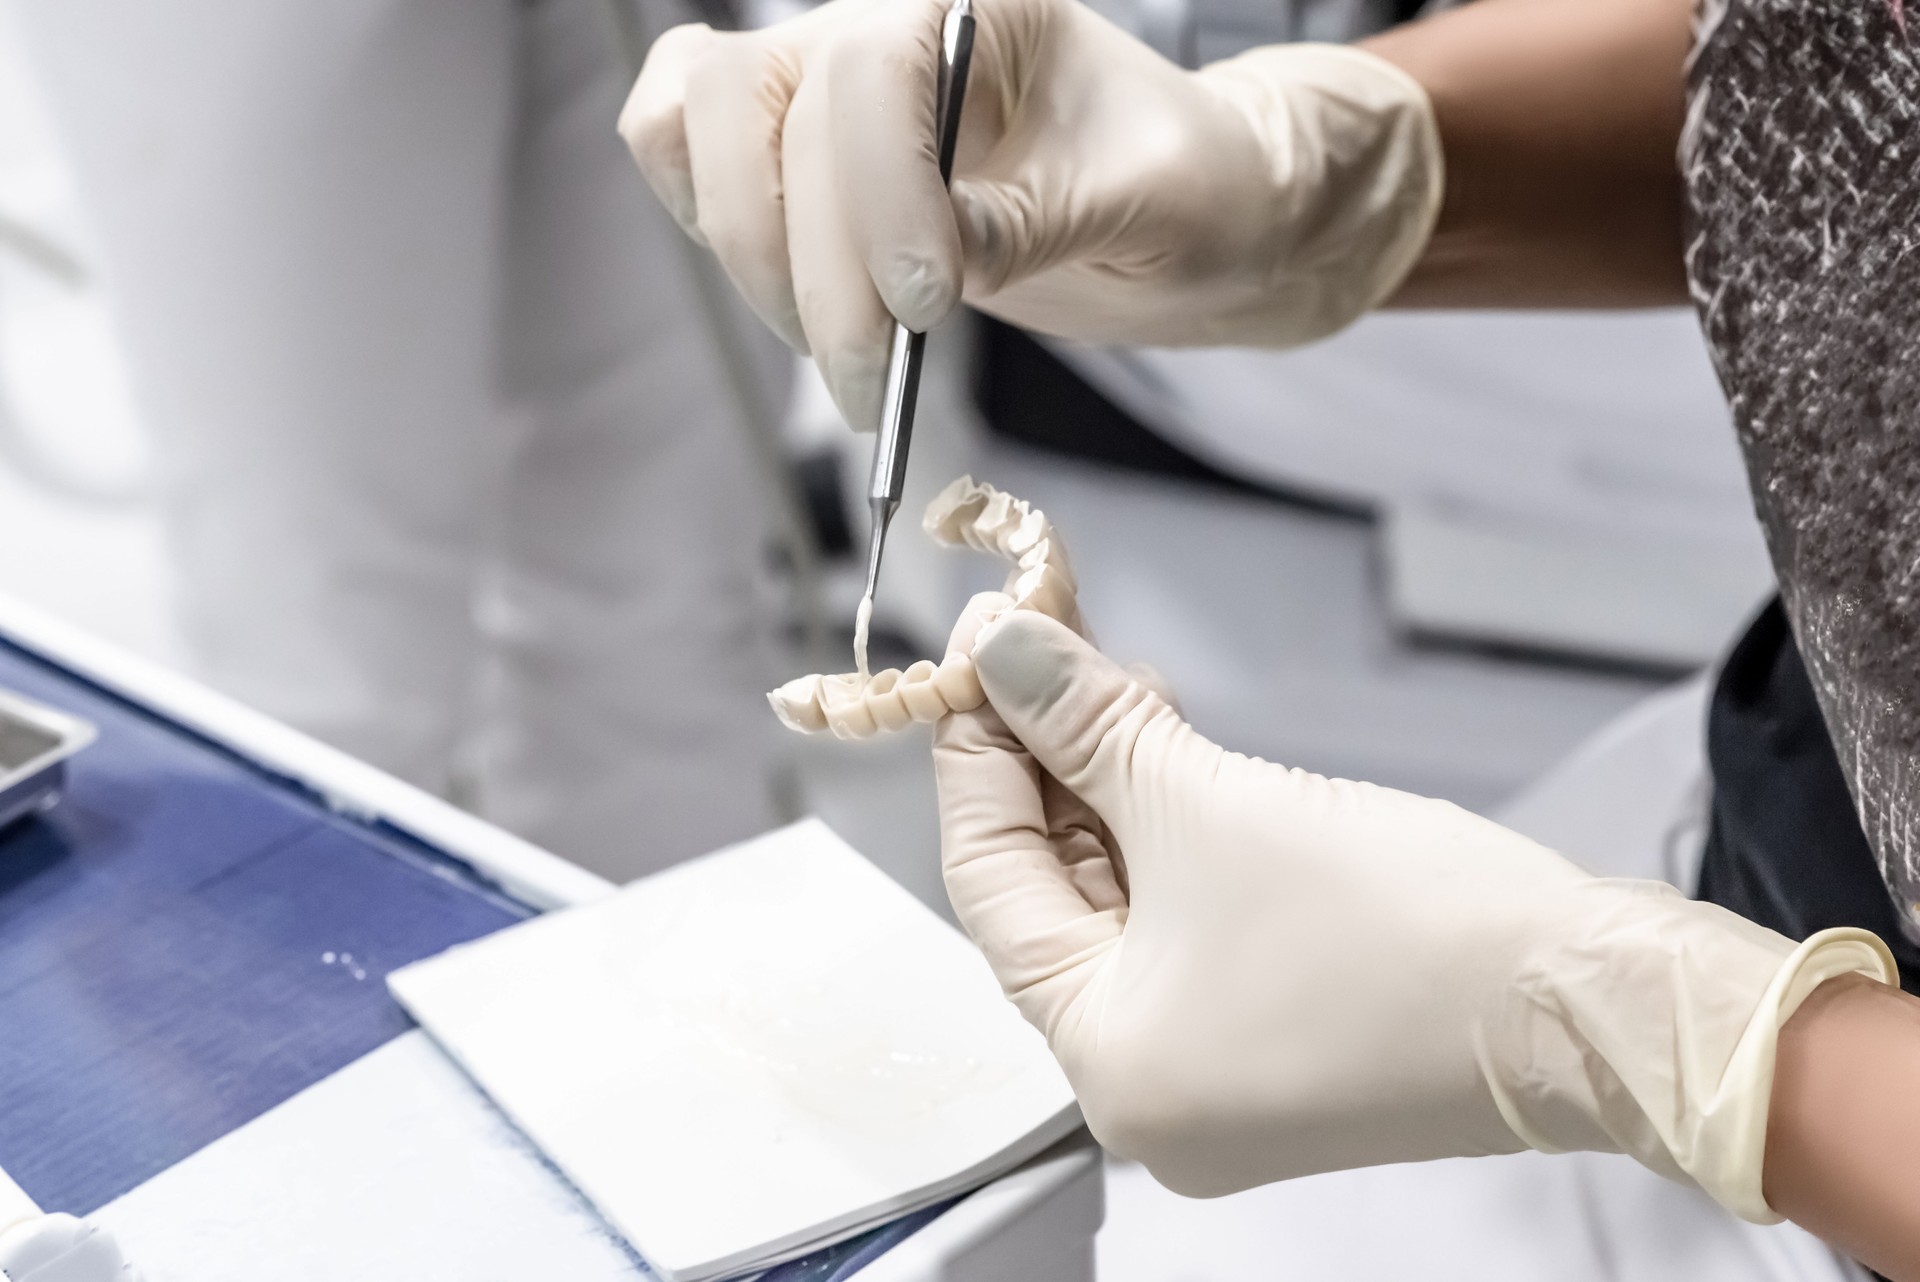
619;0;1440;430
760;474;1894;1220
934;608;1894;1217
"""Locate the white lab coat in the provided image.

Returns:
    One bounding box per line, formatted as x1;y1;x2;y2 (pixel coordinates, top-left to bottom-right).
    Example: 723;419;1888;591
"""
6;0;779;879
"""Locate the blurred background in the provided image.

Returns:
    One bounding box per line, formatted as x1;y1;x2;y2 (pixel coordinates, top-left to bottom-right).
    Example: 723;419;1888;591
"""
0;0;1779;1273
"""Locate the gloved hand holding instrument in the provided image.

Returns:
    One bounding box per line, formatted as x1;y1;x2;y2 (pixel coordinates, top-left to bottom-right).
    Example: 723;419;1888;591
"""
619;0;1441;433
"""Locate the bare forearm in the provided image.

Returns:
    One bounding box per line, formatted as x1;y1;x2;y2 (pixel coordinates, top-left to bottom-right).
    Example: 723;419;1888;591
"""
1362;0;1694;307
1768;973;1920;1279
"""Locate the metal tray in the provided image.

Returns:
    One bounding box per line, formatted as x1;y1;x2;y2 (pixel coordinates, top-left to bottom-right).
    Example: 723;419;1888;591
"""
0;686;96;832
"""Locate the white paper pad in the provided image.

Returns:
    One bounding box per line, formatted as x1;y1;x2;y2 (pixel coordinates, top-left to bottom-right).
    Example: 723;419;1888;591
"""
94;1032;651;1281
388;819;1081;1282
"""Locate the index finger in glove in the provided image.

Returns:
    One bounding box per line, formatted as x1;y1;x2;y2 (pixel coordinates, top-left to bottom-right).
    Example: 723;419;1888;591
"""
935;599;1123;1042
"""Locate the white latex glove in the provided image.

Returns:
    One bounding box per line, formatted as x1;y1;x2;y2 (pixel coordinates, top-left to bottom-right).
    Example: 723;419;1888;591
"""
619;0;1441;430
932;610;1897;1219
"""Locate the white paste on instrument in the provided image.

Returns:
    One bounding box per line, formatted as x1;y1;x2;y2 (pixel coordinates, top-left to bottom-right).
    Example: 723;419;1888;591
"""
853;592;874;683
768;478;1084;740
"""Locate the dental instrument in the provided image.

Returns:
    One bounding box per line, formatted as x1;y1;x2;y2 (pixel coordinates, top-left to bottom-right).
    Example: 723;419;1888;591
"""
858;0;976;639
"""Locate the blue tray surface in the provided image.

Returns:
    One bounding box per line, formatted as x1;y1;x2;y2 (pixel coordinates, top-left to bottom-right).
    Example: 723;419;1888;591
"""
0;638;529;1212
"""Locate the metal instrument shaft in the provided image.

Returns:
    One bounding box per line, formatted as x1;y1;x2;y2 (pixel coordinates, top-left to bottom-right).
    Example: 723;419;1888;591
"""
862;0;976;609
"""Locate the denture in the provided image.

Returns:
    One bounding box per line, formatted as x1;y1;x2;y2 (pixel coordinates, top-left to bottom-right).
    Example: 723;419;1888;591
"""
767;477;1083;739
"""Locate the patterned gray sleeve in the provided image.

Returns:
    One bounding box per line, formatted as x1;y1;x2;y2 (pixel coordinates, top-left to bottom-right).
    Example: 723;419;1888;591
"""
1683;0;1920;937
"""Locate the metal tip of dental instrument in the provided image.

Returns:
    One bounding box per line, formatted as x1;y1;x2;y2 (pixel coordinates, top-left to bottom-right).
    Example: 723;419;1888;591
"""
863;500;894;605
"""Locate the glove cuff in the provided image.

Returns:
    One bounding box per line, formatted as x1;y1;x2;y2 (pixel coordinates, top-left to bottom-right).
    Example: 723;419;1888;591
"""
1481;884;1895;1223
1195;43;1443;347
1693;925;1896;1221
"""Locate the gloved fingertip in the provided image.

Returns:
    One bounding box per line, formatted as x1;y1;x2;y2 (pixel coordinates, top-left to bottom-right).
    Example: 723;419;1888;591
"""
819;345;887;433
757;300;809;355
620;128;704;246
973;611;1091;715
881;252;962;333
